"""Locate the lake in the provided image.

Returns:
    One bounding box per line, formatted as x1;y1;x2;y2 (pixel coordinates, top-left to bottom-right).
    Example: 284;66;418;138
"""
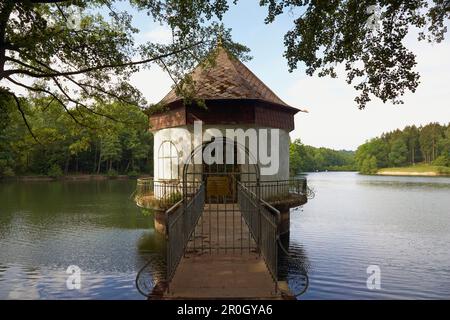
0;172;449;299
286;172;450;299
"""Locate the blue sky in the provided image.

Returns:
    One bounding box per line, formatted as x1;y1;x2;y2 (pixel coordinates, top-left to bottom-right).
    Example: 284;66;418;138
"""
119;1;450;150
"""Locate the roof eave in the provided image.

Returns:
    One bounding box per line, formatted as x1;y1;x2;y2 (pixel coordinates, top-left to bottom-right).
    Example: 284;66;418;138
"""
151;98;305;115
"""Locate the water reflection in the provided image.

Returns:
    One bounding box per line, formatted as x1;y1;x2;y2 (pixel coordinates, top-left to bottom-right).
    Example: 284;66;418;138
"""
0;180;165;299
278;233;311;298
2;174;450;299
290;172;450;299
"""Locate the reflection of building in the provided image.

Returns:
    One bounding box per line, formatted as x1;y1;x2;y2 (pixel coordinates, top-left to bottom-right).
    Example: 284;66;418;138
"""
136;44;307;234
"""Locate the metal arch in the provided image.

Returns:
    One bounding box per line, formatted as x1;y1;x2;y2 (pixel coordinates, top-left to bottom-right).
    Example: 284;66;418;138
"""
182;136;261;198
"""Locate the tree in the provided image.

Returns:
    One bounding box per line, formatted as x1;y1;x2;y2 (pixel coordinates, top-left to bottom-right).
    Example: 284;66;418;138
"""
100;133;122;172
432;154;450;167
289;139;306;175
389;138;408;166
355;137;389;169
0;92;14;177
260;0;450;108
437;126;450;157
419;123;443;163
355;122;449;173
0;95;154;176
2;1;449;138
0;0;249;140
290;139;355;174
360;155;378;174
403;125;420;164
68;136;91;173
123;131;152;173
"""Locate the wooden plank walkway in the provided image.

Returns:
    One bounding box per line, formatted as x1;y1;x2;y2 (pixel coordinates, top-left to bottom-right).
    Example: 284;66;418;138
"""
163;204;284;299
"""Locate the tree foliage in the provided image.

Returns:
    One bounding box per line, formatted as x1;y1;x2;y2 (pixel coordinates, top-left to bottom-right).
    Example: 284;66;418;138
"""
355;122;450;172
290;122;450;176
1;0;448;138
0;96;153;178
360;155;378;174
290;139;355;175
0;0;249;140
388;138;408;166
260;0;450;108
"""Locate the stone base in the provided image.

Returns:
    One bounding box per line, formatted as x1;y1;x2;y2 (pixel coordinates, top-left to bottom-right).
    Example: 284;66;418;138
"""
268;194;307;236
154;208;168;234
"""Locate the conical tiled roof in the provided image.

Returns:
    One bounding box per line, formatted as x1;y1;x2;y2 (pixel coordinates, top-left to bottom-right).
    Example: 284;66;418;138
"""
159;47;297;110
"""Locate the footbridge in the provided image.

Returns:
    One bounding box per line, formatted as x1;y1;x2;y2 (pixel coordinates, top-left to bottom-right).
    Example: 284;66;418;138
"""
162;181;284;299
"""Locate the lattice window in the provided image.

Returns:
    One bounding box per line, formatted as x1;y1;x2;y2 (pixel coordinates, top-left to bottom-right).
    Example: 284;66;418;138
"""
158;141;179;180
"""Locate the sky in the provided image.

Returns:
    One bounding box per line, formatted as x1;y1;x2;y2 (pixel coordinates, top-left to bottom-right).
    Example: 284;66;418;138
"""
126;1;449;150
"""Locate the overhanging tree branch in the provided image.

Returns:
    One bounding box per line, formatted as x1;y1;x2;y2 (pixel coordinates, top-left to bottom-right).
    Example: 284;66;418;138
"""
6;75;91;129
3;41;204;79
5;90;39;143
6;51;142;109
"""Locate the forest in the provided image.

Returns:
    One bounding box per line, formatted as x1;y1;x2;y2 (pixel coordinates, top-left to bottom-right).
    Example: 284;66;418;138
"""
289;140;355;175
0;97;153;178
289;122;450;175
354;123;450;174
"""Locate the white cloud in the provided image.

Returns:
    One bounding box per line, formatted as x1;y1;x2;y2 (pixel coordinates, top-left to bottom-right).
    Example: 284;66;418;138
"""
138;26;172;45
129;24;175;104
130;66;173;104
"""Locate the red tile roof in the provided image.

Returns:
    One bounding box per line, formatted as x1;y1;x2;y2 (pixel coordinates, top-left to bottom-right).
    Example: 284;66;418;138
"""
159;47;299;112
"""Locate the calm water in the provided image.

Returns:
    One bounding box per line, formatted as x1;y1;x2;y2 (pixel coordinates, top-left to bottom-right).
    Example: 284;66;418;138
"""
286;172;450;299
0;173;449;299
0;180;165;299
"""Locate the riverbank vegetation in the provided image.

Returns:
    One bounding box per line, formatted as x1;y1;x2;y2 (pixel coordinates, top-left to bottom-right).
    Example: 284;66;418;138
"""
0;97;153;178
290;139;355;175
355;123;450;175
289;122;450;176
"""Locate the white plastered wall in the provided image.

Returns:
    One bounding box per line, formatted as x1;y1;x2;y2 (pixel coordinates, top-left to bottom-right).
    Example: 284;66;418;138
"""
153;124;290;198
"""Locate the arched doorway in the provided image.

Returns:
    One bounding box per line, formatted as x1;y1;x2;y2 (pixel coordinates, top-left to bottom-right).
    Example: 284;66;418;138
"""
182;137;260;254
182;137;260;203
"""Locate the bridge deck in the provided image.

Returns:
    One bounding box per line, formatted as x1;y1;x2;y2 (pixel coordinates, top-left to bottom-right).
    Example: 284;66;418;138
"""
164;203;283;299
186;203;257;255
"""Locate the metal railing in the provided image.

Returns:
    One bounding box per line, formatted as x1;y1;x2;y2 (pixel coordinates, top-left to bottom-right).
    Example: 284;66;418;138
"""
135;177;307;209
135;177;182;210
135;178;202;210
166;183;205;283
241;177;307;202
237;182;280;292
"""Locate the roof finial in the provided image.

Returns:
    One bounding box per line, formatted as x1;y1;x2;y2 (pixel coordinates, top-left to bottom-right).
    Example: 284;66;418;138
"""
217;30;223;47
217;28;223;48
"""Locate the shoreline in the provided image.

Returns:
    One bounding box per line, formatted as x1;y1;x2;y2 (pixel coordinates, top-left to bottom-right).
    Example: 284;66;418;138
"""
376;167;450;177
376;171;447;177
0;174;150;182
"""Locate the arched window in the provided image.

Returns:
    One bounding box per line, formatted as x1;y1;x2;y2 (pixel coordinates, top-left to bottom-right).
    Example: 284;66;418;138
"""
158;141;179;180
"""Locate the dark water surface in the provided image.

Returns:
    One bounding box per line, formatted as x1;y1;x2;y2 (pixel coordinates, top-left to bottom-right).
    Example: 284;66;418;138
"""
1;173;449;299
0;180;164;299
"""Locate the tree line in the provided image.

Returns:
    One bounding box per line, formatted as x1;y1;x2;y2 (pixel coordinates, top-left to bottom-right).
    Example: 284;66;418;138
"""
355;123;450;174
289;122;450;175
2;97;449;179
290;140;355;175
0;97;153;178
